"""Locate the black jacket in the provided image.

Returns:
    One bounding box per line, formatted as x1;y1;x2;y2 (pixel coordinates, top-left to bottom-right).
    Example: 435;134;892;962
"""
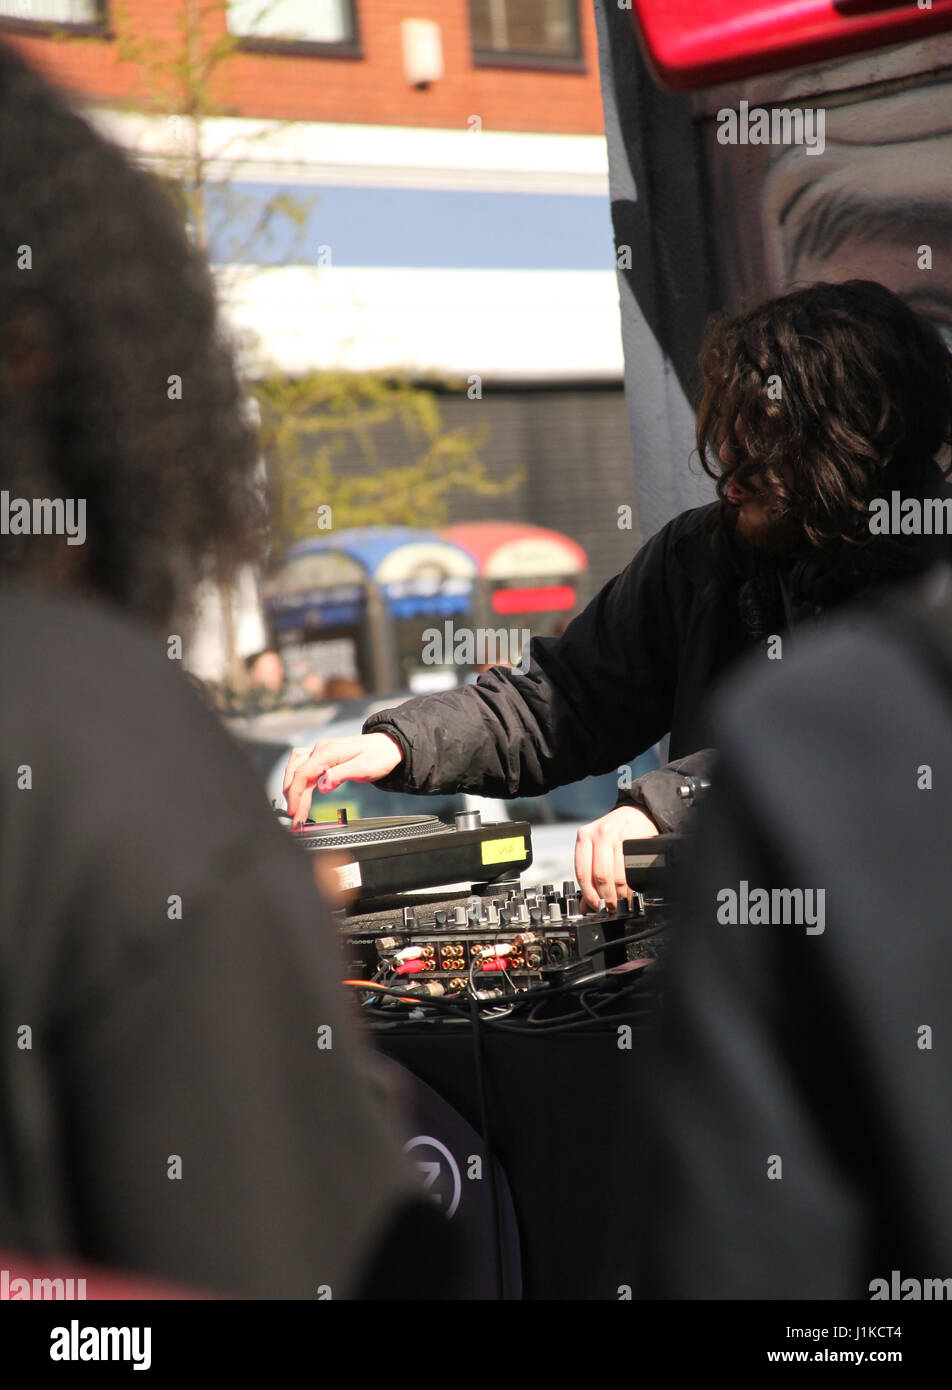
364;504;758;816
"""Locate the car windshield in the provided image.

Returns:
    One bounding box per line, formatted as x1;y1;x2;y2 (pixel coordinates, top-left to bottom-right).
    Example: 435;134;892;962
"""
504;750;662;824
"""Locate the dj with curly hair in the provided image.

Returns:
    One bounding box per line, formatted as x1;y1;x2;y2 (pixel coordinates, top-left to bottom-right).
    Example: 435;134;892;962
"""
284;279;952;909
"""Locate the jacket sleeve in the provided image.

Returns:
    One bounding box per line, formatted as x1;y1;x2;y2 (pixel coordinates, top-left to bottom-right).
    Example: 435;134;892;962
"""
362;521;682;799
613;748;718;833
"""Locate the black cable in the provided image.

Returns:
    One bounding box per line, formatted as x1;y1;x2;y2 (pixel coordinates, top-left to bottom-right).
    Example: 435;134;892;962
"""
345;948;665;1019
342;981;461;1011
362;1015;473;1033
577;989;604;1022
445;965;659;1017
483;978;661;1034
470;1012;660;1038
484;991;659;1029
361;989;662;1035
470;980;662;1036
468;991;506;1299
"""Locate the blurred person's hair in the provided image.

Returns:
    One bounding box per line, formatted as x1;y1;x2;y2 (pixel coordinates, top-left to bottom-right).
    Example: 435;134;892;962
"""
697;279;952;602
0;41;264;628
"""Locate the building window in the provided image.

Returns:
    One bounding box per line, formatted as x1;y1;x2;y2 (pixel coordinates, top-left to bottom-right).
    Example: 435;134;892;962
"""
470;0;581;68
0;0;103;26
226;0;359;55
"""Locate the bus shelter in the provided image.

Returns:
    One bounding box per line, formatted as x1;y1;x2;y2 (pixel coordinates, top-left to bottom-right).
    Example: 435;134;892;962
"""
263;527;477;694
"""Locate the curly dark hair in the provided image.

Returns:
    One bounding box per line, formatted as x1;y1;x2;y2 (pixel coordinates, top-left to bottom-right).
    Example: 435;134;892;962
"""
697;279;952;603
0;40;264;629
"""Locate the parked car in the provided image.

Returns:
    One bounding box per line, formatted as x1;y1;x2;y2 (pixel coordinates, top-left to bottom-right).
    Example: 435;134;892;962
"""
230;695;662;891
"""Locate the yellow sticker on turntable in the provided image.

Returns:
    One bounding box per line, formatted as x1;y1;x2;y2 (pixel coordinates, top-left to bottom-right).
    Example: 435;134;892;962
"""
481;835;527;865
311;802;360;826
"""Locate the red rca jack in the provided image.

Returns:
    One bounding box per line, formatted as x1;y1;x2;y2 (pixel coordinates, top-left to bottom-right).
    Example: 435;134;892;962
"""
395;959;426;976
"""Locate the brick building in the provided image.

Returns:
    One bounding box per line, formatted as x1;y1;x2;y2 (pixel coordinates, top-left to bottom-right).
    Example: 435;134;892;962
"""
1;1;642;594
2;1;605;132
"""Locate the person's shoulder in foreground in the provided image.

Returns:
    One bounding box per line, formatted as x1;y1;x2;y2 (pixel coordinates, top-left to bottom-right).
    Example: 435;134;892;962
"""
633;565;952;1299
0;584;439;1300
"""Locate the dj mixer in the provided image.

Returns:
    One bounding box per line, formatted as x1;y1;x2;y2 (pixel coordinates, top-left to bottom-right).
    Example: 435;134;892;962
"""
278;805;683;1002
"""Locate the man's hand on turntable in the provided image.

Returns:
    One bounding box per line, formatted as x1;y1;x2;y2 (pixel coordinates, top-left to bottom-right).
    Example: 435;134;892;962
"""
575;805;660;913
283;733;404;826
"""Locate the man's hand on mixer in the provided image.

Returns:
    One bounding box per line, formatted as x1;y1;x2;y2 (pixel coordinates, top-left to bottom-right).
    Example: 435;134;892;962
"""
575;804;660;912
283;733;404;826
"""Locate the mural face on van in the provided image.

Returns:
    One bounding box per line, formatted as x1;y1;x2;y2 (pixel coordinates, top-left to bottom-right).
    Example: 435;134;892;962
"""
706;35;952;353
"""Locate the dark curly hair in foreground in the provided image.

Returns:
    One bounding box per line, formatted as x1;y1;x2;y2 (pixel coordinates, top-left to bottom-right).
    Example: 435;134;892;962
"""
698;279;952;604
0;41;264;628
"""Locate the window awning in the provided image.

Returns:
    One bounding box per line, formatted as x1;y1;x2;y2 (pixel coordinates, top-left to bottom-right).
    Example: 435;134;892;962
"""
441;522;587;581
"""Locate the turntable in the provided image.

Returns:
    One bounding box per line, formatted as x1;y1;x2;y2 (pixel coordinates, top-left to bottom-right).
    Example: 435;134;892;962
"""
284;807;533;902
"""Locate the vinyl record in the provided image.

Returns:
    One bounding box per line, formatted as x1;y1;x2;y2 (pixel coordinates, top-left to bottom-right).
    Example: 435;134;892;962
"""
292;814;452;849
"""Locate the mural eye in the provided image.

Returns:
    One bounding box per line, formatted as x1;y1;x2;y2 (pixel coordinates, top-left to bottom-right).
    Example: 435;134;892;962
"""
934;320;952;353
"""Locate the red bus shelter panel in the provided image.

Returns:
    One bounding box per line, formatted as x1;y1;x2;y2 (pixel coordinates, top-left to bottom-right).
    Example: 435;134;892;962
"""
443;522;588;630
631;0;952;91
441;523;587;579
